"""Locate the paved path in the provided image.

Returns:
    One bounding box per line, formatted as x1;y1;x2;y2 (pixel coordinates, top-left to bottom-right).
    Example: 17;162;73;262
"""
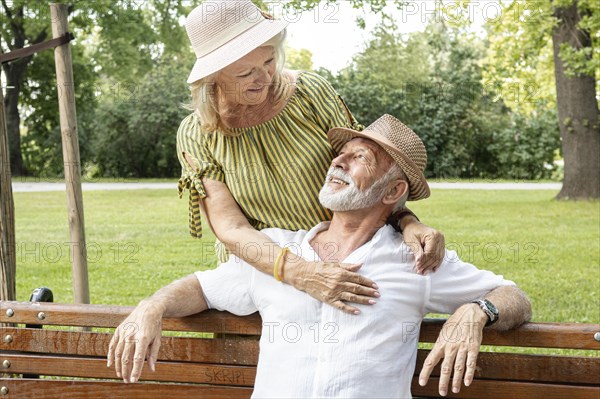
12;182;177;192
11;181;562;192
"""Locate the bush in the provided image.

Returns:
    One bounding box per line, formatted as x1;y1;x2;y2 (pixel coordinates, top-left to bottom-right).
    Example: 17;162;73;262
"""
488;109;560;180
323;21;561;181
91;60;191;178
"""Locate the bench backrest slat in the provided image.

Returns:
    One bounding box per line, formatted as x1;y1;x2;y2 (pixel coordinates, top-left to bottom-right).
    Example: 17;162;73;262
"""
416;349;600;385
410;377;600;399
419;318;600;349
0;301;262;334
2;327;259;365
3;353;256;386
3;302;598;350
1;380;253;399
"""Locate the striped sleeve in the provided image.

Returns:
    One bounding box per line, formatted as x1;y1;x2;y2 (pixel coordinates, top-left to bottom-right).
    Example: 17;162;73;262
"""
176;113;225;239
299;72;364;132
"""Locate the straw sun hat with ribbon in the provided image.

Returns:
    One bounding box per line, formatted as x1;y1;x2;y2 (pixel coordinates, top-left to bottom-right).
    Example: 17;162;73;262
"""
327;114;431;201
185;0;289;84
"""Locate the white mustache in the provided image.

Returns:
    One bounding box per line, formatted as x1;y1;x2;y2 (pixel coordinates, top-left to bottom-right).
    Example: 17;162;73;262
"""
325;168;355;186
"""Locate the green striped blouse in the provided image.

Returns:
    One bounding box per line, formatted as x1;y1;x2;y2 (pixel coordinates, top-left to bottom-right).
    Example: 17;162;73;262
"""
177;71;362;262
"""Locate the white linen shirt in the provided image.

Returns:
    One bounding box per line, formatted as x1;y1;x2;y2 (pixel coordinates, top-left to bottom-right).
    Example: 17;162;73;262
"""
197;222;514;399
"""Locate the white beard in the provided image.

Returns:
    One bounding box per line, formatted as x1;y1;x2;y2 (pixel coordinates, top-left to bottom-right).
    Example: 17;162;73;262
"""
319;167;390;211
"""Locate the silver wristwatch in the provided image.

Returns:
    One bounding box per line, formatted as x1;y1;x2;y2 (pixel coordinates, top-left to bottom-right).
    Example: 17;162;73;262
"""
473;299;499;326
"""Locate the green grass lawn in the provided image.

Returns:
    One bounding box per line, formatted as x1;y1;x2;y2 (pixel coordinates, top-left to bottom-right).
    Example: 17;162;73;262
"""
12;188;600;324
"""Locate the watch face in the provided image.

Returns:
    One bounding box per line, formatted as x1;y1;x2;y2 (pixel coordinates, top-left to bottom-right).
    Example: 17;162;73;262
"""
483;299;499;319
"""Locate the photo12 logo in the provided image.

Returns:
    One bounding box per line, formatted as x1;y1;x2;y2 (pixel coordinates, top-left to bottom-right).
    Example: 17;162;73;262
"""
15;241;140;264
263;321;340;344
397;1;546;25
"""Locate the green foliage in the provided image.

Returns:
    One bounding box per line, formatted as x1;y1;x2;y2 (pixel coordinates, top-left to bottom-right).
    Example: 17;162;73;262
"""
90;60;191;178
285;45;314;70
67;1;192;83
1;0;192;177
487;110;561;180
324;19;560;180
20;41;99;177
483;0;599;112
7;0;583;180
559;44;595;77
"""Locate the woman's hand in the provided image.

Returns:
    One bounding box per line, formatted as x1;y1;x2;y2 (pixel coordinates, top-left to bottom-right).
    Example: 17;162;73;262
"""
402;218;445;274
285;260;380;314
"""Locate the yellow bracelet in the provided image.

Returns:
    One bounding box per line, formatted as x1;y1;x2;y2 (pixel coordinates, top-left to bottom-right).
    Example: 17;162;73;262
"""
274;247;289;282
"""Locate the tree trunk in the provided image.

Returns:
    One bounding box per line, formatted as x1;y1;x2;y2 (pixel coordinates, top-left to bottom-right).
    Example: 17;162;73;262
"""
552;1;600;200
0;78;17;302
2;60;30;176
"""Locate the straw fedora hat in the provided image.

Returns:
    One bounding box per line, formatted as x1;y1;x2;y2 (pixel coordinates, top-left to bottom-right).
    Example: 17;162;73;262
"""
327;114;430;201
185;0;289;83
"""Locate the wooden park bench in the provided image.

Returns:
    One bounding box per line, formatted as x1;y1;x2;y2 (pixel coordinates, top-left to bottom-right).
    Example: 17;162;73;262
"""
1;300;599;398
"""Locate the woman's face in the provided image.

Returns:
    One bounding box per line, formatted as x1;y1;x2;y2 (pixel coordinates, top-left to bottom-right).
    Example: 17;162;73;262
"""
216;46;276;107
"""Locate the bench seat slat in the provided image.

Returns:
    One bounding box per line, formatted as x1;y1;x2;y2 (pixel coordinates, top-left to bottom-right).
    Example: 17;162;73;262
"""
1;328;259;365
415;349;600;385
1;353;256;386
411;377;600;399
0;379;252;399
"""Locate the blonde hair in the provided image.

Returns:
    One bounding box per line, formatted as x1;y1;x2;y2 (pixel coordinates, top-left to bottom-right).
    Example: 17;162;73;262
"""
187;30;292;134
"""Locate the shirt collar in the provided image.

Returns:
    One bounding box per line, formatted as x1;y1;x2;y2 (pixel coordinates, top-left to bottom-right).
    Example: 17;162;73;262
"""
299;221;392;264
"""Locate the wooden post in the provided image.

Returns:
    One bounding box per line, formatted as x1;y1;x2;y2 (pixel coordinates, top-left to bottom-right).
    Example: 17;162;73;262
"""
0;77;16;303
50;3;89;304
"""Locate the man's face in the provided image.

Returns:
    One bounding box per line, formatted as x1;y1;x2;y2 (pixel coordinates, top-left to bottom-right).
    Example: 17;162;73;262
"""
319;138;395;212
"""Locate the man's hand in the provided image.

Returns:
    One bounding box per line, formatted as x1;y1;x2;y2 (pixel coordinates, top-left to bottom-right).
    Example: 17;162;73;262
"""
107;300;164;383
401;219;445;274
418;304;487;396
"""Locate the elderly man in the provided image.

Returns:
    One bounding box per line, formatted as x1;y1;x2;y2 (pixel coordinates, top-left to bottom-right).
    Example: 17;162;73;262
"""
107;115;531;398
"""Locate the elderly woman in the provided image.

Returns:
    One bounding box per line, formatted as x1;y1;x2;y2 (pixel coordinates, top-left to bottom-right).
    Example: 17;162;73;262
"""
177;0;445;314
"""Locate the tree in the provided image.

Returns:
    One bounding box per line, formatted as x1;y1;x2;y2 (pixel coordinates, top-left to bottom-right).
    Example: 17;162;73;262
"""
484;0;599;198
0;1;48;175
0;0;191;176
551;1;599;199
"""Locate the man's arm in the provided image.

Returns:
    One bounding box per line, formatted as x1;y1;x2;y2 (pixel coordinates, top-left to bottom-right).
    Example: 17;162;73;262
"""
419;285;532;397
107;274;208;384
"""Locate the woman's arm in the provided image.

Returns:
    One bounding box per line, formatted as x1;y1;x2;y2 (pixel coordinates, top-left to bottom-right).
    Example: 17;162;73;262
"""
201;178;379;314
